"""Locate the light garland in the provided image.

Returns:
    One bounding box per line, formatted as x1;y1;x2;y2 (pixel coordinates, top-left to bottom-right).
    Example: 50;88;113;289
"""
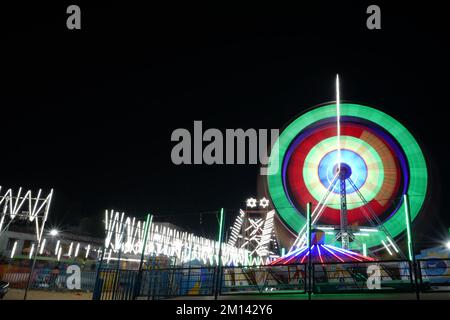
104;210;253;266
0;187;53;242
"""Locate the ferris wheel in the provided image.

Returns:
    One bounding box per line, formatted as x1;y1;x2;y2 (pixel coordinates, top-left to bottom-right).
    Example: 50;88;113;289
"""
267;76;428;258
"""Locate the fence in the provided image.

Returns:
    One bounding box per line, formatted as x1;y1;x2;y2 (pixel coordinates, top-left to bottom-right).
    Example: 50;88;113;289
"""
312;260;414;293
141;267;216;299
29;259;450;300
93;267;217;300
221;264;306;295
418;258;450;292
0;263;97;291
92;268;139;300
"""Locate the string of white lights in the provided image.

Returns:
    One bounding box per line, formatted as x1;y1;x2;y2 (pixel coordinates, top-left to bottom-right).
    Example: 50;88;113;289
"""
104;210;253;266
0;187;53;242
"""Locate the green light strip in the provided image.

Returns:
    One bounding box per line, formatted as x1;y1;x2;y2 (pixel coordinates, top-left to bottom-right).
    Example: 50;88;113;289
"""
138;213;152;271
217;208;225;267
218;208;225;243
306;202;311;249
404;194;413;261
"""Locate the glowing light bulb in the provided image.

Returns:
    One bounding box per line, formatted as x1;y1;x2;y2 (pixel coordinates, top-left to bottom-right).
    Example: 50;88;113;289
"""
246;198;257;208
259;197;270;208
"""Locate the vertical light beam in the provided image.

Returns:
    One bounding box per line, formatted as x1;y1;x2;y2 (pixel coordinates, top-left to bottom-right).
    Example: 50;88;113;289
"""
39;238;46;255
55;240;60;255
0;216;4;233
29;243;35;259
306;202;312;249
57;247;62;261
74;243;80;258
404;194;414;261
11;241;18;258
68;242;73;258
336;74;341;172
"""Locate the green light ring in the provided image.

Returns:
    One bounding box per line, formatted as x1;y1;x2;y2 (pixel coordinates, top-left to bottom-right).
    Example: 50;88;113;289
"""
267;103;427;248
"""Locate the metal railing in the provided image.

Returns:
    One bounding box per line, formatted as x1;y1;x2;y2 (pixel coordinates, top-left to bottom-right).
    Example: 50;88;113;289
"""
221;264;306;295
0;264;97;291
418;258;450;293
93;267;217;300
93;259;450;299
312;260;414;293
93;268;139;300
141;267;216;299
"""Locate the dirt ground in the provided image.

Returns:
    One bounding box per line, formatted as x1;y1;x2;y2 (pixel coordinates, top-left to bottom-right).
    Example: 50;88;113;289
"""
3;288;93;300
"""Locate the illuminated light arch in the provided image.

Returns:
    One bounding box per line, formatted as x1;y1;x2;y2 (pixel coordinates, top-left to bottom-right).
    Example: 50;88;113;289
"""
267;103;427;249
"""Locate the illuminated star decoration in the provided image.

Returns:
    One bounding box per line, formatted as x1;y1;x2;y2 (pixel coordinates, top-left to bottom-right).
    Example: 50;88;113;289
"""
259;197;270;208
246;198;257;208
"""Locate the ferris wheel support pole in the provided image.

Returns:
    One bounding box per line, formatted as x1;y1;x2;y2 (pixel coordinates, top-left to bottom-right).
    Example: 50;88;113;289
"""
347;177;406;259
404;194;420;300
306;202;312;300
339;176;350;250
290;173;339;250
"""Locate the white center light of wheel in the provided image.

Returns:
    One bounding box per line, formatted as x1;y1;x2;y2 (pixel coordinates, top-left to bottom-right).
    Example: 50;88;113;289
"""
303;136;384;210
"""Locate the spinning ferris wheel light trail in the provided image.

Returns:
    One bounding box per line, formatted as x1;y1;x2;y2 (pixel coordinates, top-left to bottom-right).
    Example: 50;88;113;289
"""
267;76;428;263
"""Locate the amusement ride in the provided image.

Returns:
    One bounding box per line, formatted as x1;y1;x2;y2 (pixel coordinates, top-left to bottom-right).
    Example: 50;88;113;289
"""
263;75;428;264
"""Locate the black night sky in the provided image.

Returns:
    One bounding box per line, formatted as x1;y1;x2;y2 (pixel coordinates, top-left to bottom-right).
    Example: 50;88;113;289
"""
1;3;449;245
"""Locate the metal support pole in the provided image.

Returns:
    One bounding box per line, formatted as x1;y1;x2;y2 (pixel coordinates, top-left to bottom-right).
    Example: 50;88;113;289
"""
146;252;156;300
404;194;420;300
214;208;225;300
138;214;153;271
24;192;52;300
23;232;43;300
112;247;122;300
92;246;106;300
348;177;406;259
133;213;152;300
307;202;312;300
339;176;350;250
